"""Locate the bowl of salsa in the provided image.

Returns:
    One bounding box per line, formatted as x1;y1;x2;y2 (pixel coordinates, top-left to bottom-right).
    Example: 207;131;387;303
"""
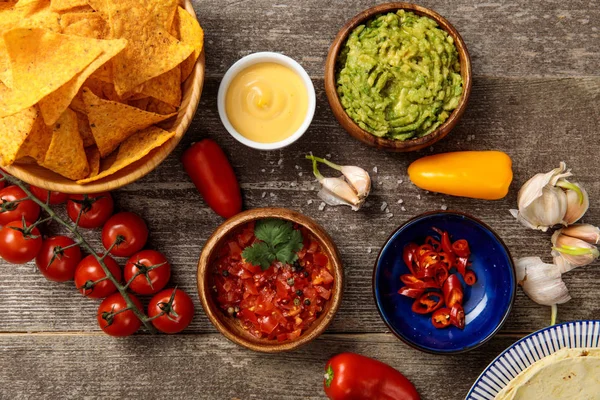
197;208;343;352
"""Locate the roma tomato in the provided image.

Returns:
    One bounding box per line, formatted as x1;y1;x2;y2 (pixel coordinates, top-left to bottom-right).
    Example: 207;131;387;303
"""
324;353;420;400
101;212;148;257
148;289;194;334
29;186;69;205
124;250;171;295
182;139;242;218
0;186;41;226
0;220;42;264
35;236;82;282
97;293;143;337
74;254;122;298
67;192;114;229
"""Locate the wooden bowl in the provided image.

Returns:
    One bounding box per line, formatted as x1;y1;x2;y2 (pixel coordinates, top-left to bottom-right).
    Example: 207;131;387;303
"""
197;208;344;353
324;2;472;152
5;0;205;194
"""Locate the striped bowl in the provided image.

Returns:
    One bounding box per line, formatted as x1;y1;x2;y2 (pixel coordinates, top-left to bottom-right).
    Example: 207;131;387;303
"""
466;320;600;399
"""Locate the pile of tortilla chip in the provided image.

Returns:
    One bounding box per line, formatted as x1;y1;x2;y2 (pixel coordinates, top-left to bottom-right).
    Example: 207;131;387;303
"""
0;0;204;184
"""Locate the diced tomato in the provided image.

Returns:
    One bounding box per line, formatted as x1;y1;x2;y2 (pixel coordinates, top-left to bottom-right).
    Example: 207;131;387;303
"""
244;280;259;296
228;242;242;259
259;315;279;334
315;285;331;300
275;279;289;299
307;240;319;253
314;253;329;267
241;262;261;274
238;309;258;325
288;328;302;340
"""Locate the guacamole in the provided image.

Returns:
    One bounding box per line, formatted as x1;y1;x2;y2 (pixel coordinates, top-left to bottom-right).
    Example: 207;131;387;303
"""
336;10;463;140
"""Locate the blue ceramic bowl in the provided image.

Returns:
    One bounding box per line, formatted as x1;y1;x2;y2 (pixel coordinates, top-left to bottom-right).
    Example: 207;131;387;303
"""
373;211;516;354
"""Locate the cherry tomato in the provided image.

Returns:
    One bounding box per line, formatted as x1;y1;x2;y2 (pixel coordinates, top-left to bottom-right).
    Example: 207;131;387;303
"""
67;192;114;229
0;180;4;190
182;139;242;218
148;289;194;334
35;236;82;282
0;220;42;264
74;254;122;298
0;186;41;226
124;250;171;295
29;185;69;205
101;212;148;257
97;293;143;337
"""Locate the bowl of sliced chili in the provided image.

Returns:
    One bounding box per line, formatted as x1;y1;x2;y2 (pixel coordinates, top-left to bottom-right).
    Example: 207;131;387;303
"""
197;208;343;353
373;211;516;354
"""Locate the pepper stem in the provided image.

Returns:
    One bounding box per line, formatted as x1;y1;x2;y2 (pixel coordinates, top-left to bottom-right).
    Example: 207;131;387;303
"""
557;179;584;205
550;304;558;326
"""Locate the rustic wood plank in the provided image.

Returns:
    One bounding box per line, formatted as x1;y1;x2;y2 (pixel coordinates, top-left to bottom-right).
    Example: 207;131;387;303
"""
0;332;524;400
1;77;599;333
195;0;600;77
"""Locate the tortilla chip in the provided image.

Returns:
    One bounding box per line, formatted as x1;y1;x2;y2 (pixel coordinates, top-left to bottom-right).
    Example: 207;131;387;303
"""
137;66;181;107
85;146;101;178
0;2;17;12
176;6;204;82
83;87;176;157
15;115;50;163
0;106;40;166
0;28;105;118
60;11;108;38
127;97;151;110
38;37;127;125
75;110;95;147
70;78;105;113
77;126;175;184
106;0;194;95
146;98;178;115
50;0;88;12
41;108;89;180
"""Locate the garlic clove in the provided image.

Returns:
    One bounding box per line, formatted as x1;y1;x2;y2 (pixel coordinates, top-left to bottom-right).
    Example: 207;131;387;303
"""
562;183;589;225
318;177;362;211
514;185;567;231
515;257;571;306
517;162;571;210
340;165;371;199
560;224;600;245
551;231;599;273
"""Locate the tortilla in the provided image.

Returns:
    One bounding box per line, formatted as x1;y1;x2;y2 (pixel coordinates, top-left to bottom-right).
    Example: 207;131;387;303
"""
144;0;177;30
85;146;101;178
77;126;175;184
137;66;181;107
105;0;194;95
75;110;96;147
0;106;40;166
40;108;89;180
176;6;204;82
83;87;176;157
38;37;127;125
50;0;88;12
60;11;108;39
496;348;600;400
0;28;104;118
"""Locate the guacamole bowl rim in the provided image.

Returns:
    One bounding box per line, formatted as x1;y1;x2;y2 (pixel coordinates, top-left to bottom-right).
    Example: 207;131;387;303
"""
217;52;317;151
325;2;473;152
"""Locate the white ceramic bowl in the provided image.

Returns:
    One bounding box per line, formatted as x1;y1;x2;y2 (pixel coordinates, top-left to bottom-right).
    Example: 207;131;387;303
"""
217;52;316;150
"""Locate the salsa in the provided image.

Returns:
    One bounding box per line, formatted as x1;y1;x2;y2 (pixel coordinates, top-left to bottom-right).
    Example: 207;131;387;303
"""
336;10;463;140
212;220;334;341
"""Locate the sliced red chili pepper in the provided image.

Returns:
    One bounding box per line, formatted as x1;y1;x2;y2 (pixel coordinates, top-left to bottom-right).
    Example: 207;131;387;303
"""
437;251;455;270
416;244;434;259
434;264;449;287
452;239;470;258
425;236;441;252
464;270;477;286
456;257;468;276
441;231;454;255
431;307;451;329
450;304;466;329
400;274;438;289
442;274;464;308
397;286;425;299
411;292;444;314
418;250;439;269
402;243;419;276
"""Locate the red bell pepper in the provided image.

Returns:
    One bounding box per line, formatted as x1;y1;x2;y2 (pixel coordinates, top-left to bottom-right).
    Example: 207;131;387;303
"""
324;353;420;400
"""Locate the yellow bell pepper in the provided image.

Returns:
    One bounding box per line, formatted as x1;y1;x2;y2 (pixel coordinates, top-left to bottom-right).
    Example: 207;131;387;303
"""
408;151;513;200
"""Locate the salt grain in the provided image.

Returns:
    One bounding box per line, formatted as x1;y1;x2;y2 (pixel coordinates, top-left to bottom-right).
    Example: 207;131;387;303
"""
401;206;406;211
277;159;283;165
387;213;394;219
270;193;275;198
441;205;448;210
367;247;372;254
380;202;387;211
307;200;313;205
385;207;390;213
270;169;275;173
318;202;326;211
298;172;303;177
261;192;266;198
326;154;331;158
261;169;265;172
397;179;403;184
291;182;297;187
417;194;421;200
373;167;378;174
397;199;403;204
295;165;300;170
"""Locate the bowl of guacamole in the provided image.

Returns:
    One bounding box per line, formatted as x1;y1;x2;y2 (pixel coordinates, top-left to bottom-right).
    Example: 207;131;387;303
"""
325;3;472;152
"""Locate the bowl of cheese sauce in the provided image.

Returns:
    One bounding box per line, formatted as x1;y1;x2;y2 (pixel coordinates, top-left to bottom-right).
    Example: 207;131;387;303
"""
218;52;316;150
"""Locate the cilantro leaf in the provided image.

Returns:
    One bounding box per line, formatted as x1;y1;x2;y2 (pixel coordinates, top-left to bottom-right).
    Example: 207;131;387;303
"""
241;242;275;270
242;219;304;270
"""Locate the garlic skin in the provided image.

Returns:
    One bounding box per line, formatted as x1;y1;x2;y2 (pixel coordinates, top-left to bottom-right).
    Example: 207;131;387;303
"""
340;166;371;199
560;224;600;245
563;184;589;225
510;162;572;231
318;177;362;210
551;231;599;273
515;257;571;306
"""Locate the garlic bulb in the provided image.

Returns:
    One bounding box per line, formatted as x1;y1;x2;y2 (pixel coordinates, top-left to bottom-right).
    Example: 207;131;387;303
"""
515;257;571;306
560;224;600;245
551;231;599;273
307;155;371;211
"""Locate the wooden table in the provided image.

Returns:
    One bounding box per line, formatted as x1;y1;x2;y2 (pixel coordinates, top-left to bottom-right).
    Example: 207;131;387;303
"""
1;1;599;399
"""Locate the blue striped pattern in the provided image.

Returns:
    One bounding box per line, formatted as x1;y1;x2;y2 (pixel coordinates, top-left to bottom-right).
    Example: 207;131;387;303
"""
466;320;600;400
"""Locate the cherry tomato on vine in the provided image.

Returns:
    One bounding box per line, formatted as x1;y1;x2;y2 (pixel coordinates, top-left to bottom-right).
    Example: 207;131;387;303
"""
35;236;82;282
0;220;42;264
74;254;122;298
148;289;194;334
124;250;171;295
29;186;69;205
67;192;114;229
97;293;143;337
0;186;41;226
101;212;148;257
0;180;4;190
182;139;242;219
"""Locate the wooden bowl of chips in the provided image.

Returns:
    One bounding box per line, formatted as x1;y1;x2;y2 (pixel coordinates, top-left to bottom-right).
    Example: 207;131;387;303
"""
1;0;204;194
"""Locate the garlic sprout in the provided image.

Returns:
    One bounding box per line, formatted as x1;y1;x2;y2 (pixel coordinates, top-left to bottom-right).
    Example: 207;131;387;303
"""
561;183;589;225
551;230;599;273
306;155;371;211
